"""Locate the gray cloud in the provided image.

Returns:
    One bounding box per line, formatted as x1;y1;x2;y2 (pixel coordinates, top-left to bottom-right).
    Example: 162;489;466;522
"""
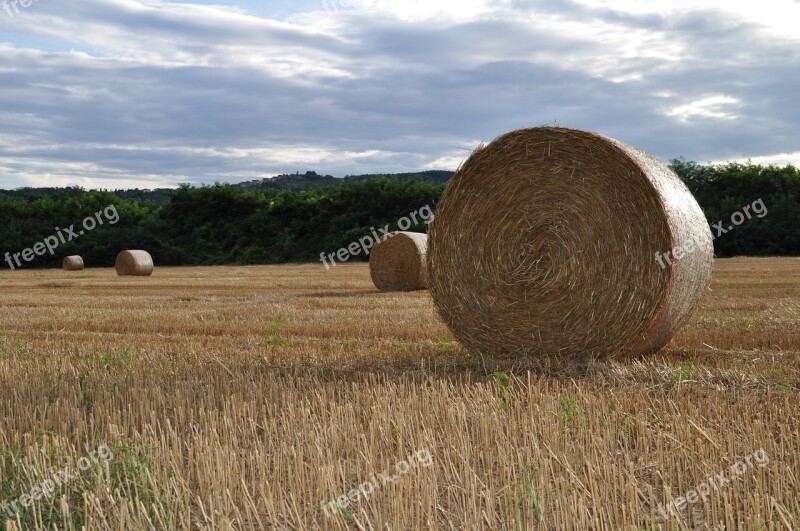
0;0;798;188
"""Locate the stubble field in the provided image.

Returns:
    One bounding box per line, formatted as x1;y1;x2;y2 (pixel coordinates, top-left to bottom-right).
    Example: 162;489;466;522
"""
0;258;798;530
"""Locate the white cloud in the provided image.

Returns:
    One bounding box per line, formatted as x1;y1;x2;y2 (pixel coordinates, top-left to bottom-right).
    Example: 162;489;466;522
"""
712;151;800;167
666;95;741;122
310;0;498;22
0;0;799;189
423;151;473;171
571;0;800;39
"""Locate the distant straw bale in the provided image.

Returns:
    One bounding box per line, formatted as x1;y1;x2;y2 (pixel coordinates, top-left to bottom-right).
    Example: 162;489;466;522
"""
370;231;428;292
63;256;84;271
115;250;154;277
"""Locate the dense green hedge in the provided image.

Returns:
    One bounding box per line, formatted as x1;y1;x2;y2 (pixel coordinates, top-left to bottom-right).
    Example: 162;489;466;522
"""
1;161;798;270
670;160;800;256
0;178;442;268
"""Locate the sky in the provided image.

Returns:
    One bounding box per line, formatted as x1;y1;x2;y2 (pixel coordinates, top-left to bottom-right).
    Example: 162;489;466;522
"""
0;0;798;190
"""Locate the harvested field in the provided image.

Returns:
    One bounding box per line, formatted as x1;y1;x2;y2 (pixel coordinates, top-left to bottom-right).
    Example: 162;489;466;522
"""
0;258;798;530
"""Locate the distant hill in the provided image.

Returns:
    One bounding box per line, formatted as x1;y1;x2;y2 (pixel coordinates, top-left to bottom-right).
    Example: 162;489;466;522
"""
236;171;336;190
238;170;453;191
0;186;175;204
0;170;454;198
2;161;799;265
346;170;453;184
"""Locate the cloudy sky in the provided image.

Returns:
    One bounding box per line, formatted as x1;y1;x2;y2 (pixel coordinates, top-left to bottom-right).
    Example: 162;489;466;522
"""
0;0;798;189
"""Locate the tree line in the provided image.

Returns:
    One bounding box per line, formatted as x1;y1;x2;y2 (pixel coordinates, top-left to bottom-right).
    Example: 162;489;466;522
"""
0;160;798;269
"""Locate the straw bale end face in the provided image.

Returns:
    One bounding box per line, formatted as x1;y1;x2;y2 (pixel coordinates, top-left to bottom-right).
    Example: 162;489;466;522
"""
370;231;428;292
115;250;154;277
63;256;84;271
428;126;712;360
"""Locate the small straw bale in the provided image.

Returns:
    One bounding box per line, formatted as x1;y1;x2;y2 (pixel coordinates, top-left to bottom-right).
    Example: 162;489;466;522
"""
115;250;154;277
428;126;713;360
370;231;428;292
63;256;84;271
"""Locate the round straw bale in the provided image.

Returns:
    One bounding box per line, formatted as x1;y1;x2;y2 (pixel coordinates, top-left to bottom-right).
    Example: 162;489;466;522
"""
428;126;712;359
370;231;428;292
63;256;84;271
115;250;154;277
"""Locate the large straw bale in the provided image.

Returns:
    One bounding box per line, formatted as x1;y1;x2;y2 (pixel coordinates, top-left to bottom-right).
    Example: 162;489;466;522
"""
428;126;713;359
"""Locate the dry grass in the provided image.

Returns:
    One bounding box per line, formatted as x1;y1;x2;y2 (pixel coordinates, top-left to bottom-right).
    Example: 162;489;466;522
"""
0;258;798;530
